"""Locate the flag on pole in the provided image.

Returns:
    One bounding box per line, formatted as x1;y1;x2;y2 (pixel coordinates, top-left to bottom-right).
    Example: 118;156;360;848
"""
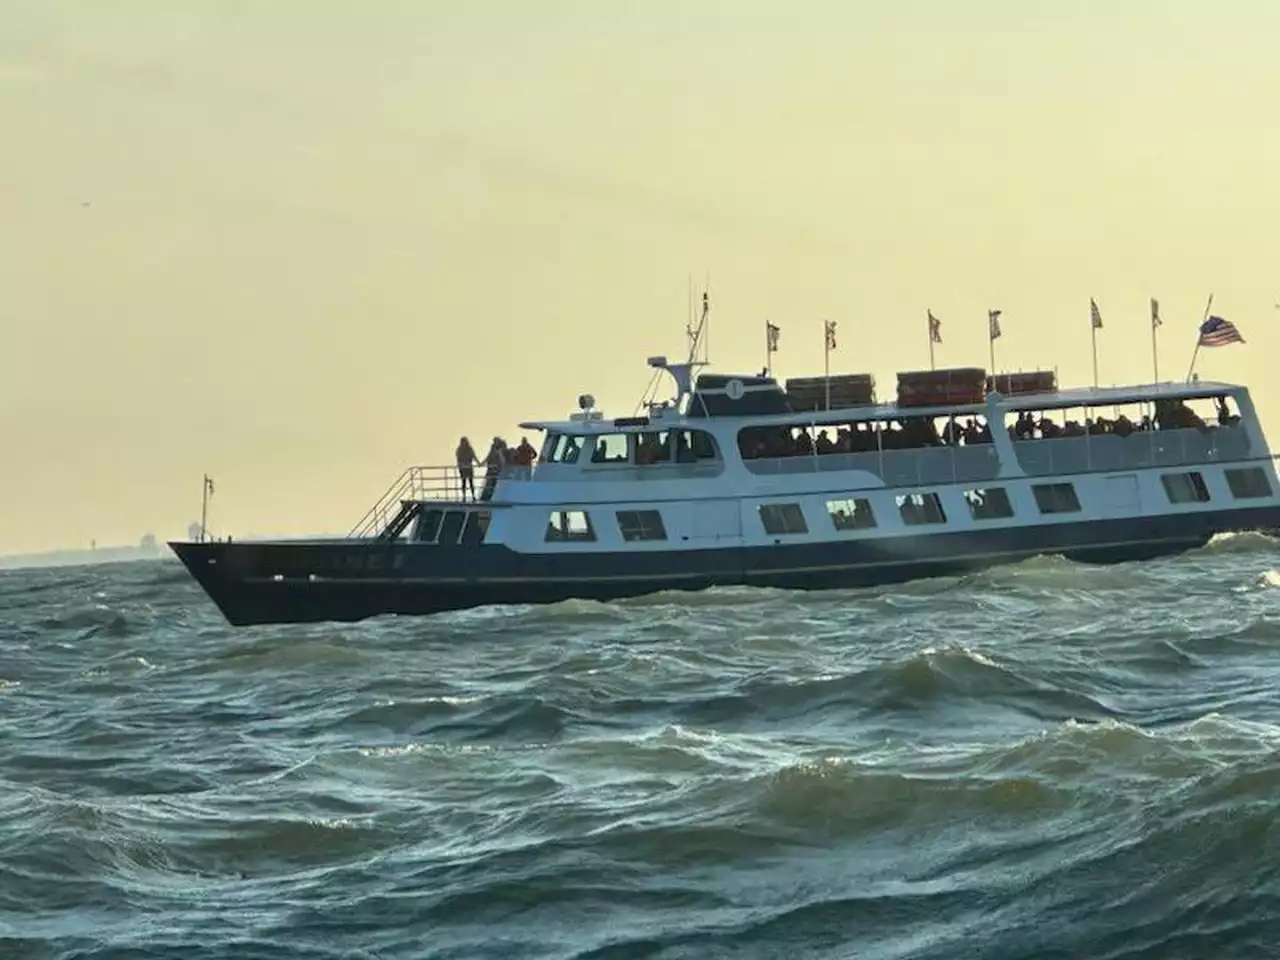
928;310;942;343
1090;298;1103;329
1151;298;1161;328
766;322;780;352
824;320;837;351
1198;316;1244;347
988;309;1002;341
205;476;215;497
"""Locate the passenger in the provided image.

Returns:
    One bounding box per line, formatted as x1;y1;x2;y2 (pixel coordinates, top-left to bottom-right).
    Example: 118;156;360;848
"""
455;436;479;501
480;438;505;501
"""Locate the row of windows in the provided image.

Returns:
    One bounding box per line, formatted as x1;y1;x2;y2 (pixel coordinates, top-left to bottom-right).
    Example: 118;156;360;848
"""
544;429;718;466
538;467;1274;543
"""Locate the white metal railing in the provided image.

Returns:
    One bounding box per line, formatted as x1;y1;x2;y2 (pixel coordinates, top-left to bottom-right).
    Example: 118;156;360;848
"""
347;463;539;538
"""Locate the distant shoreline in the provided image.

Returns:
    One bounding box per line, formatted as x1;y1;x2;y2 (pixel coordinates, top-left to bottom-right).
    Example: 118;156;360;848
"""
0;546;169;572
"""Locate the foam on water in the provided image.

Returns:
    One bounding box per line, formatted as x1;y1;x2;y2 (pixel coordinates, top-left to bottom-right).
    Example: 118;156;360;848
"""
1;538;1279;958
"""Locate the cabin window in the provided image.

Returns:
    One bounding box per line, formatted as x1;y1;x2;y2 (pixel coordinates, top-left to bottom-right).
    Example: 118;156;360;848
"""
1033;483;1082;514
547;435;586;464
673;429;718;462
964;487;1014;521
437;510;467;544
413;508;444;543
635;431;673;464
459;511;491;546
897;492;946;525
1162;472;1211;504
1225;467;1273;499
826;498;876;531
616;509;667;541
588;434;630;464
759;503;808;535
539;433;562;464
545;510;596;542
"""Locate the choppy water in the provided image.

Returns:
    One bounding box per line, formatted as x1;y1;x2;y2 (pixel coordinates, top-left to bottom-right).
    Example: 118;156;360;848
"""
3;536;1280;958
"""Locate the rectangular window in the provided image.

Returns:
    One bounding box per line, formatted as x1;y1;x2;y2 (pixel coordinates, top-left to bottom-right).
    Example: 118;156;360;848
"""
459;511;492;546
414;508;444;543
964;487;1014;521
1225;467;1274;499
897;492;947;525
1162;472;1211;504
759;503;808;535
635;431;673;464
587;434;630;464
1033;483;1082;514
545;510;596;542
616;509;667;541
826;498;876;531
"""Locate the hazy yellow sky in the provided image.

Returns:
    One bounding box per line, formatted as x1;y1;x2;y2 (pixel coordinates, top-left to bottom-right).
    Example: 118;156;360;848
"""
3;1;1279;553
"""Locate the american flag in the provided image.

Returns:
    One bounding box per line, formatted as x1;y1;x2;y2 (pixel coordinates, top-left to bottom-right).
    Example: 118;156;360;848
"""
928;310;942;344
1198;315;1244;347
766;322;781;352
1090;298;1103;329
1150;298;1161;328
824;319;837;351
988;308;1002;341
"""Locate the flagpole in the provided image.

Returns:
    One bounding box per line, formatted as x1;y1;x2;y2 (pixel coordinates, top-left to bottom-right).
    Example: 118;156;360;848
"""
988;328;996;378
1185;293;1214;382
824;323;831;411
200;474;210;543
927;312;935;371
764;320;771;377
1091;321;1099;388
1151;300;1159;384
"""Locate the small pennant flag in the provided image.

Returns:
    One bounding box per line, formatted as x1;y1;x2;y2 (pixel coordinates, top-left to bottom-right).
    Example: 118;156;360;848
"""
1198;315;1244;347
824;319;837;351
766;321;781;352
1151;298;1161;328
928;310;942;344
1090;298;1103;329
988;308;1002;341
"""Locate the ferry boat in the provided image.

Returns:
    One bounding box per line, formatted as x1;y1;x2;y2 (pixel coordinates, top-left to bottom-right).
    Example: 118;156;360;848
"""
170;345;1280;626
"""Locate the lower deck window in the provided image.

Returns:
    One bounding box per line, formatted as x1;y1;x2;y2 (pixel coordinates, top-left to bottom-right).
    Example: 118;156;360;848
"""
827;498;876;531
617;509;667;541
1033;483;1081;514
546;510;595;542
414;508;444;542
760;503;808;535
1225;467;1273;499
964;487;1014;521
897;492;946;525
1162;471;1210;504
459;511;491;545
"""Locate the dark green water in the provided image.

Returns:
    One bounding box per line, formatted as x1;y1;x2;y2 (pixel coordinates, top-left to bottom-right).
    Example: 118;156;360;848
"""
3;535;1280;958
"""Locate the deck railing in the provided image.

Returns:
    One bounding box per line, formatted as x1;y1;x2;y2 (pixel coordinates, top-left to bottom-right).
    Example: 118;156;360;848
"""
347;464;541;538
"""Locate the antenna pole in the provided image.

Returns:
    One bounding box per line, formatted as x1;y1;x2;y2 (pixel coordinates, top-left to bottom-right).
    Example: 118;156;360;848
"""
199;474;210;543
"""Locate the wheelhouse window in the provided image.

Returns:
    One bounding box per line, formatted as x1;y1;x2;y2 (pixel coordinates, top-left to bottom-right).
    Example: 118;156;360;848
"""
1225;467;1273;499
588;434;630;464
759;503;808;535
634;431;672;464
826;498;876;531
1033;483;1081;514
1162;472;1211;504
897;492;946;525
673;429;719;462
413;508;444;543
964;487;1014;521
545;510;596;542
459;511;491;546
616;509;667;541
546;434;586;464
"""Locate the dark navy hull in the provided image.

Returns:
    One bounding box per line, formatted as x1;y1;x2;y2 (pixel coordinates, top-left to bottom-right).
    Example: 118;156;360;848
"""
169;506;1280;627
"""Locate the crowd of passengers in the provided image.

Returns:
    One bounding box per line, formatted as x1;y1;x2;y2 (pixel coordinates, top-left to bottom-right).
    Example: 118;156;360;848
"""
740;397;1242;460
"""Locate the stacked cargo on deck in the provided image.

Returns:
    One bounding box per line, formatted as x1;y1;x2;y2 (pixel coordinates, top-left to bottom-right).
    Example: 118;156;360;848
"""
986;371;1057;396
896;368;987;407
785;374;876;412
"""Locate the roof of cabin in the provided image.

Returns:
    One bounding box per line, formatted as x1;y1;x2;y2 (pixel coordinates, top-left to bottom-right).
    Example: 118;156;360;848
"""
518;377;1243;433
